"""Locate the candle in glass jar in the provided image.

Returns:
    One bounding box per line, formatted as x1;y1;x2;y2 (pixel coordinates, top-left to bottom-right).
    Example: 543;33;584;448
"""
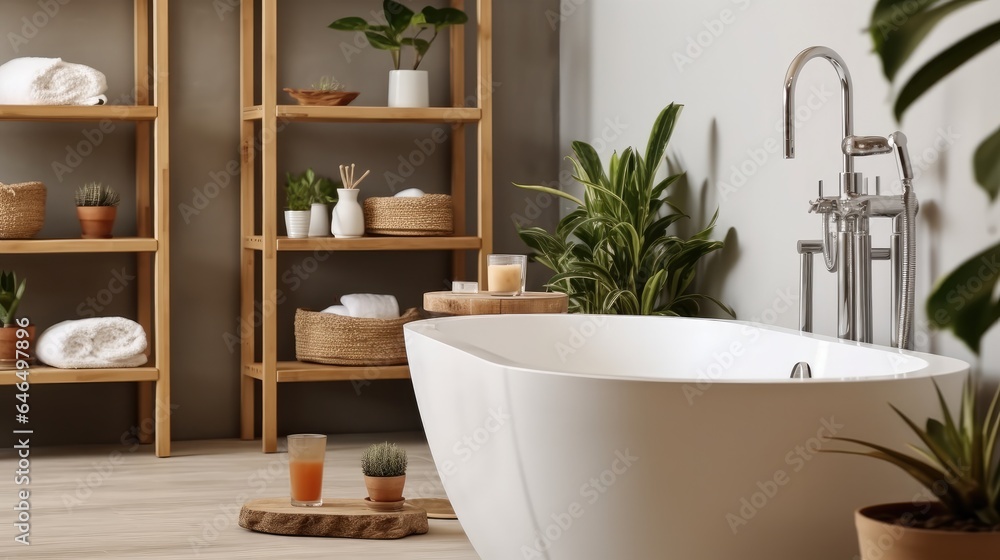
487;254;526;296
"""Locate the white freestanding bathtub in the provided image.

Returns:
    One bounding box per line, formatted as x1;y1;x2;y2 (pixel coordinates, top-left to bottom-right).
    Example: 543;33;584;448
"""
403;314;970;560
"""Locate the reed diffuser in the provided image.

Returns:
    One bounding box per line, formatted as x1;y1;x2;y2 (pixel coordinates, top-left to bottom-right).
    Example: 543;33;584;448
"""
331;163;370;238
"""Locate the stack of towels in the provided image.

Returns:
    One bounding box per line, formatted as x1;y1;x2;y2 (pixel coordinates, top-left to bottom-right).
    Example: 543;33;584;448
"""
0;57;108;106
322;294;400;319
37;317;147;369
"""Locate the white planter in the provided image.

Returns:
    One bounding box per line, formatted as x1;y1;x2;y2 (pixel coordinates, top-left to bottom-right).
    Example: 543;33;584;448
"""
331;189;364;238
388;70;429;108
284;210;311;239
308;203;330;237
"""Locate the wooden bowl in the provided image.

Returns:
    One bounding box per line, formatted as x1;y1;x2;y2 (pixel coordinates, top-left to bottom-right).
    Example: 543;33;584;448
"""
284;88;360;106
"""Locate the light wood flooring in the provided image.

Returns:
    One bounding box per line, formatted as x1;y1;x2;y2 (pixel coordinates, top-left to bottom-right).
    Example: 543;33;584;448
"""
0;433;478;559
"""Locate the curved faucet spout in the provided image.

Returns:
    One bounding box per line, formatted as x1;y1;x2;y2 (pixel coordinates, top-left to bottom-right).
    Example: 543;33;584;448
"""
782;46;854;175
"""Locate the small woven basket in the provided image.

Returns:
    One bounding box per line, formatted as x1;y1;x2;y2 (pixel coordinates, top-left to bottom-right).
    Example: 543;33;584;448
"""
284;88;360;106
364;194;453;236
294;308;421;366
0;181;46;239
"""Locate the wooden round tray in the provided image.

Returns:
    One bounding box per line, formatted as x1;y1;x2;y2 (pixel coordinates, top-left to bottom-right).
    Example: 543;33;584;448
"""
239;497;428;539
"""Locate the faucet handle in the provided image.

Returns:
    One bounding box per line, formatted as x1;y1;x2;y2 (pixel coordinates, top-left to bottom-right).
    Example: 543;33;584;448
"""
818;179;824;198
875;176;882;196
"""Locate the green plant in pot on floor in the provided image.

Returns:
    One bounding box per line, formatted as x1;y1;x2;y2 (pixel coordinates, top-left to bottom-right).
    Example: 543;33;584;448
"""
513;103;733;316
75;183;120;239
0;271;32;366
362;442;407;508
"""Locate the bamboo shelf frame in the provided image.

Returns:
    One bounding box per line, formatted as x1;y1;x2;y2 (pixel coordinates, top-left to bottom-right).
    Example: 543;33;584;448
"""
0;0;171;457
239;0;493;452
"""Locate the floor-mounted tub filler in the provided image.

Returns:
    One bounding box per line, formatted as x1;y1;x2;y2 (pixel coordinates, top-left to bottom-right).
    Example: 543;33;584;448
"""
404;315;969;560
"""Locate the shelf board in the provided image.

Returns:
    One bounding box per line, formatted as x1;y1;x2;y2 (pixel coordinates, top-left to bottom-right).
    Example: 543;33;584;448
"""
0;237;158;254
243;105;481;124
0;366;158;385
243;361;410;383
244;235;481;252
0;105;157;122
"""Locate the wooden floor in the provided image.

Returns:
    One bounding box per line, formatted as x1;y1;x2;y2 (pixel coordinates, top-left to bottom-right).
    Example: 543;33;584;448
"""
0;433;478;559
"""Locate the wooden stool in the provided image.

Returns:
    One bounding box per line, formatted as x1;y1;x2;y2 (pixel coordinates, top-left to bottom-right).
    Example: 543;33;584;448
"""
423;291;568;316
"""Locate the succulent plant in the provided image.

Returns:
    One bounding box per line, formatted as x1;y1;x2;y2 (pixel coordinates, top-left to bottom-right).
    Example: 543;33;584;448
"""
0;271;26;328
310;75;346;92
828;379;1000;529
74;183;121;207
361;442;408;478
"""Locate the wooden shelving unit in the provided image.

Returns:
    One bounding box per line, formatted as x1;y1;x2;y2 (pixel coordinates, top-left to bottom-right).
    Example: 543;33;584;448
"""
239;0;493;452
0;0;171;457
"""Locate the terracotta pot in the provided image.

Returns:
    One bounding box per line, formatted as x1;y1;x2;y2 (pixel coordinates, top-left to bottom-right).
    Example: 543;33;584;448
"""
77;206;117;239
856;502;1000;560
364;475;405;502
0;325;35;366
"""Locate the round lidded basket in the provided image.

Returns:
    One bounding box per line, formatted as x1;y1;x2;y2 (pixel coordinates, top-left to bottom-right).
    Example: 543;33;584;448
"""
363;194;453;236
294;308;421;366
0;181;47;239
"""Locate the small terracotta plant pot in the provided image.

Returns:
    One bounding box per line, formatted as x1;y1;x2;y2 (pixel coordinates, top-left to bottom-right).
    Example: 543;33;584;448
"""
0;324;35;366
364;475;405;503
77;206;117;239
855;502;1000;560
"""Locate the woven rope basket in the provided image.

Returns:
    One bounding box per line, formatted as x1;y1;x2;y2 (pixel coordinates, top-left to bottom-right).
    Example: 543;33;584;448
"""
294;308;421;366
364;194;453;236
0;182;46;239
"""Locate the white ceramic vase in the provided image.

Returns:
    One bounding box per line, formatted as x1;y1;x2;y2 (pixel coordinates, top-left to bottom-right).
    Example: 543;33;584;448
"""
284;210;311;239
331;189;364;238
388;70;429;108
308;203;330;237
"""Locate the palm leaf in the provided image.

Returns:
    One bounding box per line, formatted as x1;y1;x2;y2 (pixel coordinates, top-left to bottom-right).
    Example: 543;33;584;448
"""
973;124;1000;201
873;0;980;82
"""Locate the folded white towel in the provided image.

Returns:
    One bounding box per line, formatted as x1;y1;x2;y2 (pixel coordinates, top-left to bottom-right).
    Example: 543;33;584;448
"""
395;188;425;198
0;57;108;106
320;305;350;316
36;317;148;369
340;294;400;319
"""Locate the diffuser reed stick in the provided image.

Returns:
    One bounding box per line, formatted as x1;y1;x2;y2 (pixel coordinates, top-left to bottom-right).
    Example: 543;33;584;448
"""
339;164;370;190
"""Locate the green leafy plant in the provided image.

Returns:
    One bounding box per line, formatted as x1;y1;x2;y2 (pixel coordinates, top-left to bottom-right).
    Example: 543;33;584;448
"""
311;75;346;92
361;442;408;477
74;183;120;207
285;169;337;210
868;0;1000;352
329;0;468;70
0;271;26;328
513;103;734;316
827;379;1000;529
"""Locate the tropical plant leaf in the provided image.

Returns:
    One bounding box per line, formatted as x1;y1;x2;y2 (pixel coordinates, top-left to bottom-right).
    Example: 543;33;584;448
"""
974;124;1000;201
513;183;584;207
328;17;370;31
644;103;682;174
383;0;414;34
926;241;1000;353
872;0;980;82
364;31;399;51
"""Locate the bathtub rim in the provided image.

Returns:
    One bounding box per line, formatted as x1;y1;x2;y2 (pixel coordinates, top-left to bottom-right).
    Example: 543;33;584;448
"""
403;314;970;384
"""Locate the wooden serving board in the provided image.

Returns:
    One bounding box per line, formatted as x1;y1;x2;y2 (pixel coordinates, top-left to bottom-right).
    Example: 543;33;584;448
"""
424;291;568;316
239;498;428;539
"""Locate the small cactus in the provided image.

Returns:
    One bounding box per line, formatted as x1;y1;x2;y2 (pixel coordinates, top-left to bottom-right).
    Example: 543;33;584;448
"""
361;442;408;477
75;183;121;207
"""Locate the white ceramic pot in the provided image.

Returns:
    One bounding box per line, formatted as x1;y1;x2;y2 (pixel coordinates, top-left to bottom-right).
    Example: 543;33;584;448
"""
331;189;364;238
284;210;311;239
388;70;429;108
308;203;330;237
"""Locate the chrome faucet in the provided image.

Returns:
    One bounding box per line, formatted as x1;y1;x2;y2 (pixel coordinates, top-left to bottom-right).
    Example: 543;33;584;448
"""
783;46;918;350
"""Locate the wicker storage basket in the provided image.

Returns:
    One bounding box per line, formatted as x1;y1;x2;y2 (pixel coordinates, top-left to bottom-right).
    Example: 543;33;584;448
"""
294;307;421;366
364;194;453;236
0;181;46;239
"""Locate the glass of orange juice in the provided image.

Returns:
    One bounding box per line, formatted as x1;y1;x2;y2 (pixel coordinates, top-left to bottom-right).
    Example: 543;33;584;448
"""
288;434;326;507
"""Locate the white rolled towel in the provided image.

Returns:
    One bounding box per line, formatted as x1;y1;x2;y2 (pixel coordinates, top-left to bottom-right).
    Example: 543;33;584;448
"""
0;57;108;106
320;305;350;316
340;294;400;319
36;317;148;369
394;188;425;197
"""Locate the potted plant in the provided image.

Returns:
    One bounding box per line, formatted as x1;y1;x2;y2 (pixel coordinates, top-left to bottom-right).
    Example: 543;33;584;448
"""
362;442;408;507
285;169;338;238
827;379;1000;559
283;75;360;107
329;1;468;108
0;271;31;366
513;103;733;316
284;171;314;239
75;183;120;239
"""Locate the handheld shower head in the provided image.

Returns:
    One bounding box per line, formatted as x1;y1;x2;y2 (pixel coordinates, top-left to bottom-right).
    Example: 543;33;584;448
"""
842;135;891;157
888;132;913;182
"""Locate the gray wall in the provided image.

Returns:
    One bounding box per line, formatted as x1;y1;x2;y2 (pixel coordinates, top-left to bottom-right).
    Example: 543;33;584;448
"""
0;0;560;446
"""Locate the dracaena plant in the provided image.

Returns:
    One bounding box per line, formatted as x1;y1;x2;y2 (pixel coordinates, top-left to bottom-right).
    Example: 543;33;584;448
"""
514;103;734;317
868;0;1000;353
828;379;1000;529
329;1;468;71
0;271;26;328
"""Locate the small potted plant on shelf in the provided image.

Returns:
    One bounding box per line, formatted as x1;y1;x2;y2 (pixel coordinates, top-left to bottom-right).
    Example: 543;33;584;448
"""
284;75;360;107
306;169;339;238
284;171;315;239
329;1;468;108
0;271;31;366
827;379;1000;559
75;182;120;239
362;442;408;510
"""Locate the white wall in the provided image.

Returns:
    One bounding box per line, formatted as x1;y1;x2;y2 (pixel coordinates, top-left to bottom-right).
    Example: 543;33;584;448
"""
561;0;1000;381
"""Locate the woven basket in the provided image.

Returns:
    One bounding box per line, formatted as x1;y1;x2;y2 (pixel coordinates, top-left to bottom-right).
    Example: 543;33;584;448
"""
284;88;360;106
364;194;453;236
0;182;46;239
294;308;421;366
